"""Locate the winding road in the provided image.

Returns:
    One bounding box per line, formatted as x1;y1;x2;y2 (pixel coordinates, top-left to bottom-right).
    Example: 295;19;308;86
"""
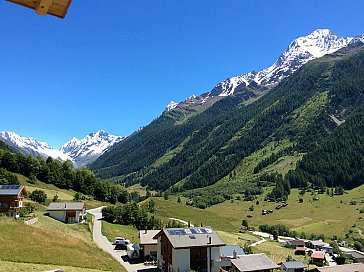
87;207;157;272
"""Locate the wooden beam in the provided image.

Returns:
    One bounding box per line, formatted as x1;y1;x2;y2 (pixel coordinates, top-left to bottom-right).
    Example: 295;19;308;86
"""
36;0;53;16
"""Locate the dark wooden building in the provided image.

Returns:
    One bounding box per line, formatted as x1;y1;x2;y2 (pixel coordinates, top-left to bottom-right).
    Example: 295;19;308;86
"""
0;185;27;218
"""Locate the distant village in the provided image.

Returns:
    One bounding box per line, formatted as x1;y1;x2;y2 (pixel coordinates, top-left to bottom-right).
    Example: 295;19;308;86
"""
2;184;364;272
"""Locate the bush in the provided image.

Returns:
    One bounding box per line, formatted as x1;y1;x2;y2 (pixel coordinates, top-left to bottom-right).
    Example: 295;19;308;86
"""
20;202;35;217
29;190;47;204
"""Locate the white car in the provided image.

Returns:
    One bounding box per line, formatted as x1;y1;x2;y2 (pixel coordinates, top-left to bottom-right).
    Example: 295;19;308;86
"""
114;237;130;249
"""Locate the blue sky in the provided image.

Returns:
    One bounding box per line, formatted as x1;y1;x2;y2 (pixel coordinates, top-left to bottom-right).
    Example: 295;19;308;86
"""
0;0;363;148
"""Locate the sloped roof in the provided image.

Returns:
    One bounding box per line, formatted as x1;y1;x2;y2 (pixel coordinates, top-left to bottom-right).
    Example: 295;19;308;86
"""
310;240;325;246
0;185;26;196
139;230;160;245
311;253;325;259
231;254;279;272
6;0;72;18
47;202;85;211
350;251;364;259
220;245;245;257
316;263;364;272
282;261;307;269
287;239;305;245
154;227;225;249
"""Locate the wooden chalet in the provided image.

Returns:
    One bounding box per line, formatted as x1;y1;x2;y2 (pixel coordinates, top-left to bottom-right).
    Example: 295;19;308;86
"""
154;227;225;272
6;0;72;18
310;252;325;266
0;185;27;218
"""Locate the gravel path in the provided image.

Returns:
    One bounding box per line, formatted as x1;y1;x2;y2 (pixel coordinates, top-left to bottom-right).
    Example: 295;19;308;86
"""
87;207;157;272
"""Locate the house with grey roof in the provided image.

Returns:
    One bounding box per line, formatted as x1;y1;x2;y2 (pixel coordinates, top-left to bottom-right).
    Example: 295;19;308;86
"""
285;239;305;249
139;229;160;261
281;261;307;272
230;254;279;272
0;184;27;218
348;251;364;263
313;263;364;272
153;227;226;272
215;245;245;271
47;202;85;223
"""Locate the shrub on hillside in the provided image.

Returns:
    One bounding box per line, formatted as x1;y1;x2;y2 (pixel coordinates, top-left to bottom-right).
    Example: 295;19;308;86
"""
29;189;47;204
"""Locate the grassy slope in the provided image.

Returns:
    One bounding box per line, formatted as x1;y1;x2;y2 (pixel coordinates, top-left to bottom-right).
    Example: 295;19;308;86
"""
102;221;139;245
0;216;125;272
207;186;364;238
252;241;310;265
146;197;236;233
1;173;125;271
0;260;110;272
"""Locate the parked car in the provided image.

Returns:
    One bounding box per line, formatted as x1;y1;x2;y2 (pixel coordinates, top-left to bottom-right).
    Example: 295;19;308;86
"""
114;237;130;249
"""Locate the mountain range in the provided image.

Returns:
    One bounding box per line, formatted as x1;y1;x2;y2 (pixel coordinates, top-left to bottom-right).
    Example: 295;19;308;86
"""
90;29;364;207
0;130;124;168
166;29;361;113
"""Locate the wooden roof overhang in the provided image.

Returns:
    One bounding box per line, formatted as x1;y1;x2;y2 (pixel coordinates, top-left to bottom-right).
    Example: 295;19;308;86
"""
6;0;72;19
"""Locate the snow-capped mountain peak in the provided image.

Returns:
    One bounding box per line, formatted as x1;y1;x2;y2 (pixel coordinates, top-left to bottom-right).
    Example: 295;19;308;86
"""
170;29;361;109
0;130;125;168
0;131;71;161
60;130;125;168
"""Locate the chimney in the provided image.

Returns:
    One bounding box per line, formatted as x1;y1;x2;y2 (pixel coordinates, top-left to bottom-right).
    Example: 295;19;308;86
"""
144;230;147;234
233;250;237;259
207;236;211;244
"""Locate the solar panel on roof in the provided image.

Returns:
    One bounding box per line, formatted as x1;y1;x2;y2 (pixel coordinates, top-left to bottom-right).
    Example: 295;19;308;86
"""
5;185;11;189
168;228;214;236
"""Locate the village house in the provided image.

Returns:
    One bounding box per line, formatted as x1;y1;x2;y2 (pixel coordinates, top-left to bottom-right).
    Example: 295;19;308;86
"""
321;245;333;255
47;202;86;224
294;247;306;255
139;229;160;261
216;245;245;271
307;240;325;250
0;185;27;218
285;239;305;249
230;253;279;272
310;251;325;266
281;261;307;272
154;227;225;272
348;251;364;263
312;263;364;272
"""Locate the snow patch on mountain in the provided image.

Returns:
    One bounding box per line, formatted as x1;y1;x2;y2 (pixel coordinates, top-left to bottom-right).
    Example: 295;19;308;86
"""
166;101;178;111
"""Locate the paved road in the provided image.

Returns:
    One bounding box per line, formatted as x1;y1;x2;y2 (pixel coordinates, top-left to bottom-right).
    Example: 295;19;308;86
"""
87;207;157;272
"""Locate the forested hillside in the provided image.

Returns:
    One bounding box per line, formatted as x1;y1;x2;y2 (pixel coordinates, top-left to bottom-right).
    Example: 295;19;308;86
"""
0;141;127;204
91;42;364;204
